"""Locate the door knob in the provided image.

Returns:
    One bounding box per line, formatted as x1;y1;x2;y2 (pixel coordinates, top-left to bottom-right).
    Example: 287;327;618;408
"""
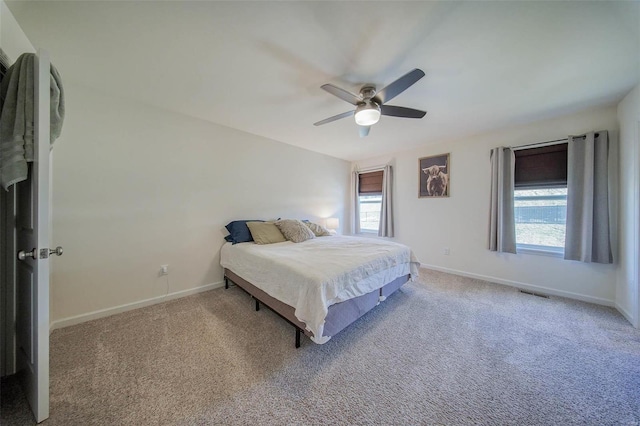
49;246;63;256
17;248;38;260
18;246;63;260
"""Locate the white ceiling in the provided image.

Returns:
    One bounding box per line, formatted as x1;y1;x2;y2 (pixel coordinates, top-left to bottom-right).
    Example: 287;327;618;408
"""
6;1;640;161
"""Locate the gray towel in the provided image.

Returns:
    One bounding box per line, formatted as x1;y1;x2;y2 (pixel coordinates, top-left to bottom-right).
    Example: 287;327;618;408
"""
0;53;65;190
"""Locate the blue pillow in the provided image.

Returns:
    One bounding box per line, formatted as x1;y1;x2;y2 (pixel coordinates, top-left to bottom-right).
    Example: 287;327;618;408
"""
225;220;264;244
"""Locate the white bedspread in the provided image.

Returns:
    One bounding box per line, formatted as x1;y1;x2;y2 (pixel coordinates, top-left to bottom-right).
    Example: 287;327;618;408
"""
220;235;420;343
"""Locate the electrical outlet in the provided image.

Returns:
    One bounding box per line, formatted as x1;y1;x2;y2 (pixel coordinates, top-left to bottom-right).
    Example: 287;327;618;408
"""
443;248;450;255
161;264;169;275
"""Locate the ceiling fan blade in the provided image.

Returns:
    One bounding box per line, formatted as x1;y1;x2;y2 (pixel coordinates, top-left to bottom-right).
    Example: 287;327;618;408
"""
380;105;426;119
375;69;425;104
358;125;371;138
321;84;361;105
314;110;355;126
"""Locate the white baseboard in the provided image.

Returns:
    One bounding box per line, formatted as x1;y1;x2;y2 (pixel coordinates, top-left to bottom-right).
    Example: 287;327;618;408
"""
50;281;224;331
614;302;638;327
420;264;615;307
48;267;626;331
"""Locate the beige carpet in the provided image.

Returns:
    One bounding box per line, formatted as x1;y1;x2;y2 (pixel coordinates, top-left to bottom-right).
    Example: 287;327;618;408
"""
2;269;639;425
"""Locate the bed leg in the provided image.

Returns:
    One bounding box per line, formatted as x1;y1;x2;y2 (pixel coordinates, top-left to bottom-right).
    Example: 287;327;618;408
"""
295;328;301;348
255;299;260;311
224;276;229;289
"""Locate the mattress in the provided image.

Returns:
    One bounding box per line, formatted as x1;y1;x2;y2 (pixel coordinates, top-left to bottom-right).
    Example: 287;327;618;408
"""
220;235;420;343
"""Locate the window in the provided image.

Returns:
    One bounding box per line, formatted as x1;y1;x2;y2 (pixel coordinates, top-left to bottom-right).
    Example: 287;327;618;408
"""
515;188;567;251
359;194;382;232
514;143;568;254
358;171;383;233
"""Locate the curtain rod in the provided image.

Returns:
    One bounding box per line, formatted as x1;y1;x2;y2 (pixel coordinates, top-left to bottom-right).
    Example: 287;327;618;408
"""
511;133;598;152
355;165;386;173
511;138;568;151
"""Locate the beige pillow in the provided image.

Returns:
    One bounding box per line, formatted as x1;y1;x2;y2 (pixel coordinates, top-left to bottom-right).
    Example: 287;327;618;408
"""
304;221;331;237
246;221;287;245
275;219;316;243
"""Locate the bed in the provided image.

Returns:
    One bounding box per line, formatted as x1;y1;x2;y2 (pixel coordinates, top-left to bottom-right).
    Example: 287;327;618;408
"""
220;235;420;347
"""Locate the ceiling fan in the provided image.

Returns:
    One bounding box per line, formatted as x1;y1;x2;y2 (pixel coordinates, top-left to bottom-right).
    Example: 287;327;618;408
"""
314;68;427;137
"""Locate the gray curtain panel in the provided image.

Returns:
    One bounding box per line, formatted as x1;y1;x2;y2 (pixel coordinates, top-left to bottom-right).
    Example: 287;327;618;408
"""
488;147;516;253
378;165;394;237
564;131;613;263
352;171;361;234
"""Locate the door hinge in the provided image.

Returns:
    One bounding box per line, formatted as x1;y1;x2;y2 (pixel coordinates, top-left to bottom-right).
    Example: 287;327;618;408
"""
39;249;49;259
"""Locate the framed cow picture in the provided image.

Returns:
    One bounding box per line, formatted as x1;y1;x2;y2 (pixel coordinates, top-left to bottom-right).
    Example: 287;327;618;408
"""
419;153;450;198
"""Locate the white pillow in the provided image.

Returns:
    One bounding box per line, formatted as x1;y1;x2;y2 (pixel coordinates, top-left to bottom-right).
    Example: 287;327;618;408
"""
304;221;331;237
275;219;316;243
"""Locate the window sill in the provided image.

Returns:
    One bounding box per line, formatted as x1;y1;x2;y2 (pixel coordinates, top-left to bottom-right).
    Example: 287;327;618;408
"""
516;244;564;258
355;231;381;238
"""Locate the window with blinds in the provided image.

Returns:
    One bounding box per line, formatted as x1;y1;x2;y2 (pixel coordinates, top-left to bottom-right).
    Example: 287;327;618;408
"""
358;171;383;232
513;143;568;253
514;143;567;188
358;171;383;194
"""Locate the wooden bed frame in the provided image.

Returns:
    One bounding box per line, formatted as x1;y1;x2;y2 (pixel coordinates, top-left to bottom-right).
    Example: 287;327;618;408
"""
224;268;410;348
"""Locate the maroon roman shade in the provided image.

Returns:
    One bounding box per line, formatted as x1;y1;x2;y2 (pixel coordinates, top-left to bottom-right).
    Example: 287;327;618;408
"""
514;143;568;188
358;171;383;194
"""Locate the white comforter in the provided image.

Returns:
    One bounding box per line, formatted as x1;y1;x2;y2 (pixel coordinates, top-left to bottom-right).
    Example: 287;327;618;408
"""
220;235;420;343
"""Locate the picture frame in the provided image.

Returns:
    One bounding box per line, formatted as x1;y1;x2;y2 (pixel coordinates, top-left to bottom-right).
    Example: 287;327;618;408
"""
419;153;450;198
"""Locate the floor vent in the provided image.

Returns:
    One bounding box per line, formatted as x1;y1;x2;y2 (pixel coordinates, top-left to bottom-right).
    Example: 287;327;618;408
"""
519;289;550;299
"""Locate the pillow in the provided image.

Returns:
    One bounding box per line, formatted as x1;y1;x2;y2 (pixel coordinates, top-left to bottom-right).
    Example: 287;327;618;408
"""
275;219;316;243
246;221;287;245
304;221;331;237
225;220;264;244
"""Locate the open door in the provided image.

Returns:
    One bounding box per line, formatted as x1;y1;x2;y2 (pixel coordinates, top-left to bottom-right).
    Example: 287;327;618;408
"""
14;49;53;424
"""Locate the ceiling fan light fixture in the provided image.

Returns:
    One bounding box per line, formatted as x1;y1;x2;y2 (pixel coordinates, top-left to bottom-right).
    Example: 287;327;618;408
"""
354;102;381;126
315;70;426;135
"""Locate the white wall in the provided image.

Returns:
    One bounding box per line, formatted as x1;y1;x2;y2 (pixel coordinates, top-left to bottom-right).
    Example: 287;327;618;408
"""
355;105;619;305
50;82;350;326
616;85;640;326
0;1;34;59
